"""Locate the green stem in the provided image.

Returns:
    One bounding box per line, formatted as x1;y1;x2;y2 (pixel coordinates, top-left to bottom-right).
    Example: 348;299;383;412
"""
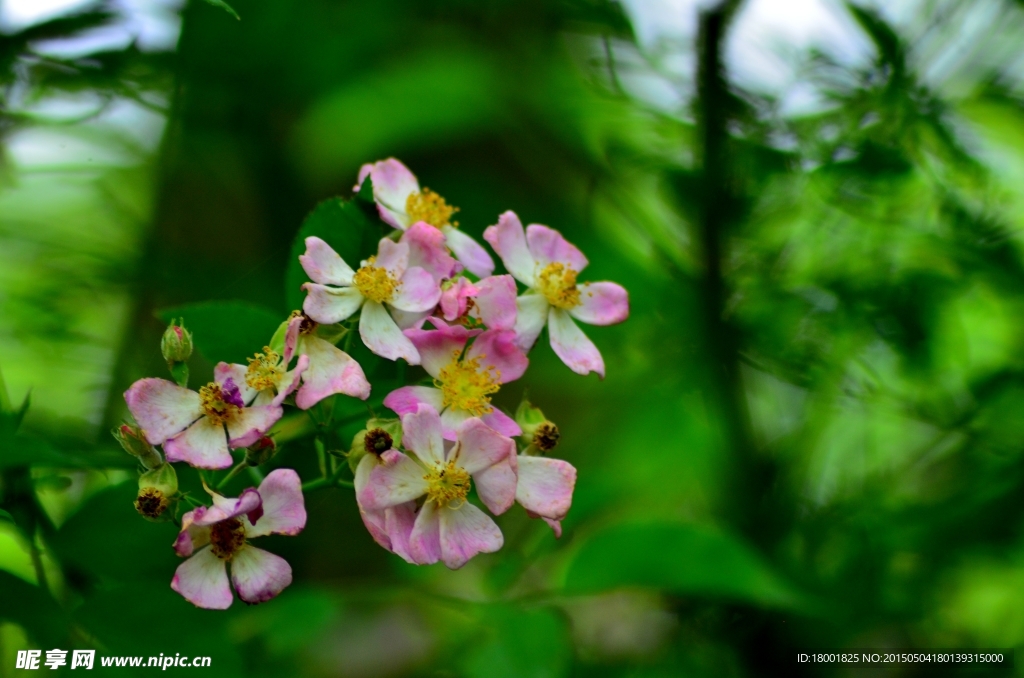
301;465;353;492
28;528;49;596
247;467;265;485
216;461;247;490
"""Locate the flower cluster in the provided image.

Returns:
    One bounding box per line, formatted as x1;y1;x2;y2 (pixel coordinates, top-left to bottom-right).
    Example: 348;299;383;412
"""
116;158;628;608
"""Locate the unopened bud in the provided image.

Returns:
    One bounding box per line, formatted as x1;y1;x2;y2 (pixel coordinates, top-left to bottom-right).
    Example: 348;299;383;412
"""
161;319;193;365
113;424;163;469
514;399;559;453
245;436;277;467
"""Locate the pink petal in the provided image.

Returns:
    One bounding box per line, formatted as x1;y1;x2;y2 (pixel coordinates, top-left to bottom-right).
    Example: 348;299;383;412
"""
401;406;446;465
164;416;232;469
173;511;210;557
124;378;202;445
513;293;549;352
390;308;431;330
245;469;307;537
272;354;309;406
295;335;371;408
375;238;409;278
301;283;364;325
439;407;472;441
203;487;263;526
483;211;537;287
171;547;233;610
359;301;420;364
402;222;457;282
230;545;292;605
226;405;283;449
408;501;442;565
385;503;418;564
473;275;517;331
439;277;479;321
516;455;576;520
354;455;393;551
548;308;605;377
471;454;518;516
358;449;429;511
467;329;528;384
282;315;302;365
300;236;355;286
453;417;515;474
358;158;419;230
383;385;444;417
438;502;503;569
392;266;442;313
480;407;522;438
570;282;629;326
215;363;258;405
542;517;563;538
442;225;494;278
525;224;588;273
403;322;473;378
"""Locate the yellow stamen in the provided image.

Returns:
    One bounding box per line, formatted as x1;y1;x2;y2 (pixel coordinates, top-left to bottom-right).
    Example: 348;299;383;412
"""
209;518;246;560
353;256;400;304
536;262;581;310
246;346;283;392
435;350;501;416
423;459;471;507
406;188;459;229
199;383;239;426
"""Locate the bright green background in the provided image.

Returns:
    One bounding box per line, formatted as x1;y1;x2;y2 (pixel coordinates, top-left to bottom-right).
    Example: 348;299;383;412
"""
3;0;1024;676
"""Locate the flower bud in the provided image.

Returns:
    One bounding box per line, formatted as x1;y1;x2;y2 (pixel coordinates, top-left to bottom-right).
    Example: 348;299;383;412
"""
135;463;178;522
347;417;402;472
112;424;163;469
161;319;193;366
245;436;277;467
514;399;559;454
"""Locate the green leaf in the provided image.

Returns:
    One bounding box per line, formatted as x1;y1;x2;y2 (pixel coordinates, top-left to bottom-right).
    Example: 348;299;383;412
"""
0;571;69;647
284;197;384;311
0;509;14;523
156;300;283;365
0;436;134;470
564;522;806;610
200;0;240;20
463;606;570;678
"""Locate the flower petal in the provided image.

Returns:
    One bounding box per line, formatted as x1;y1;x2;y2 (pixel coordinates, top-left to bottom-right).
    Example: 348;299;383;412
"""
354;455;393;551
439;407;472;441
282;314;302;365
404;322;472;377
513;293;549;352
402;222;457;282
439;502;503;569
173;510;210;557
358;449;429;511
467;329;528;384
301;284;364;325
164;417;232;469
272;354;309;406
300;236;355;286
359;301;420;364
454;417;515;475
245;468;307;537
526;224;588;273
516;455;576;520
383;385;445;417
548;308;605;377
214;363;258;405
440;277;478;321
296;335;371;408
171;547;233;610
358;158;419;230
230;545;292;605
391;266;442;313
542;517;563;538
473;275;517;331
442;225;494;278
570;282;629;326
408;500;442;565
124;378;202;445
390;308;431;330
226;405;283;449
480;407;522;438
483;211;537;287
203;487;264;526
375;238;409;278
385;503;418;564
473;455;518;515
400;406;446;465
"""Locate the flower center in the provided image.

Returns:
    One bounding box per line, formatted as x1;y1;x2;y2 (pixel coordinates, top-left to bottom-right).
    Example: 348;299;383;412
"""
532;422;560;452
353;256;400;304
209;518;247;560
423;459;471;507
536;262;581;310
246;346;284;392
199;382;242;425
435;351;501;416
290;310;319;335
135;487;168;519
364;428;393;456
405;188;459;229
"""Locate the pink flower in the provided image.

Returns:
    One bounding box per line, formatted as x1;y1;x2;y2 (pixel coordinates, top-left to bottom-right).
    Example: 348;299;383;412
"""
216;314;370;411
355;158;495;278
438;274;518;331
353;449;417;563
125;373;283;470
357;406;517;569
483;211;630;377
300;236;443;364
515;453;577;538
383;321;527;440
171;469;306;609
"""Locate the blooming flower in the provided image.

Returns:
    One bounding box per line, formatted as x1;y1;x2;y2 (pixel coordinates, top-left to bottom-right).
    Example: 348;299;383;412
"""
171;469;306;609
352;426;417;563
216;313;369;411
300;235;444;364
125;371;283;470
357;406;517;569
483;211;630;377
355;158;495;278
438;274;518;330
383;320;527;440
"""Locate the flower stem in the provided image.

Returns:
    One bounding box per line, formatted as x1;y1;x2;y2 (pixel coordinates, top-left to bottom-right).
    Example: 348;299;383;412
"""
216;461;247;490
301;464;353;492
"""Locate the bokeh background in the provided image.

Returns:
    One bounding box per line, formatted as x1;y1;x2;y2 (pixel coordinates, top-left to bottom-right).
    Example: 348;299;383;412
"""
4;0;1024;675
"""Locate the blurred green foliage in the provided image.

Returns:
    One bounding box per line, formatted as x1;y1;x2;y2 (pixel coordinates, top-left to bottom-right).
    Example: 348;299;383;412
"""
4;0;1024;676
